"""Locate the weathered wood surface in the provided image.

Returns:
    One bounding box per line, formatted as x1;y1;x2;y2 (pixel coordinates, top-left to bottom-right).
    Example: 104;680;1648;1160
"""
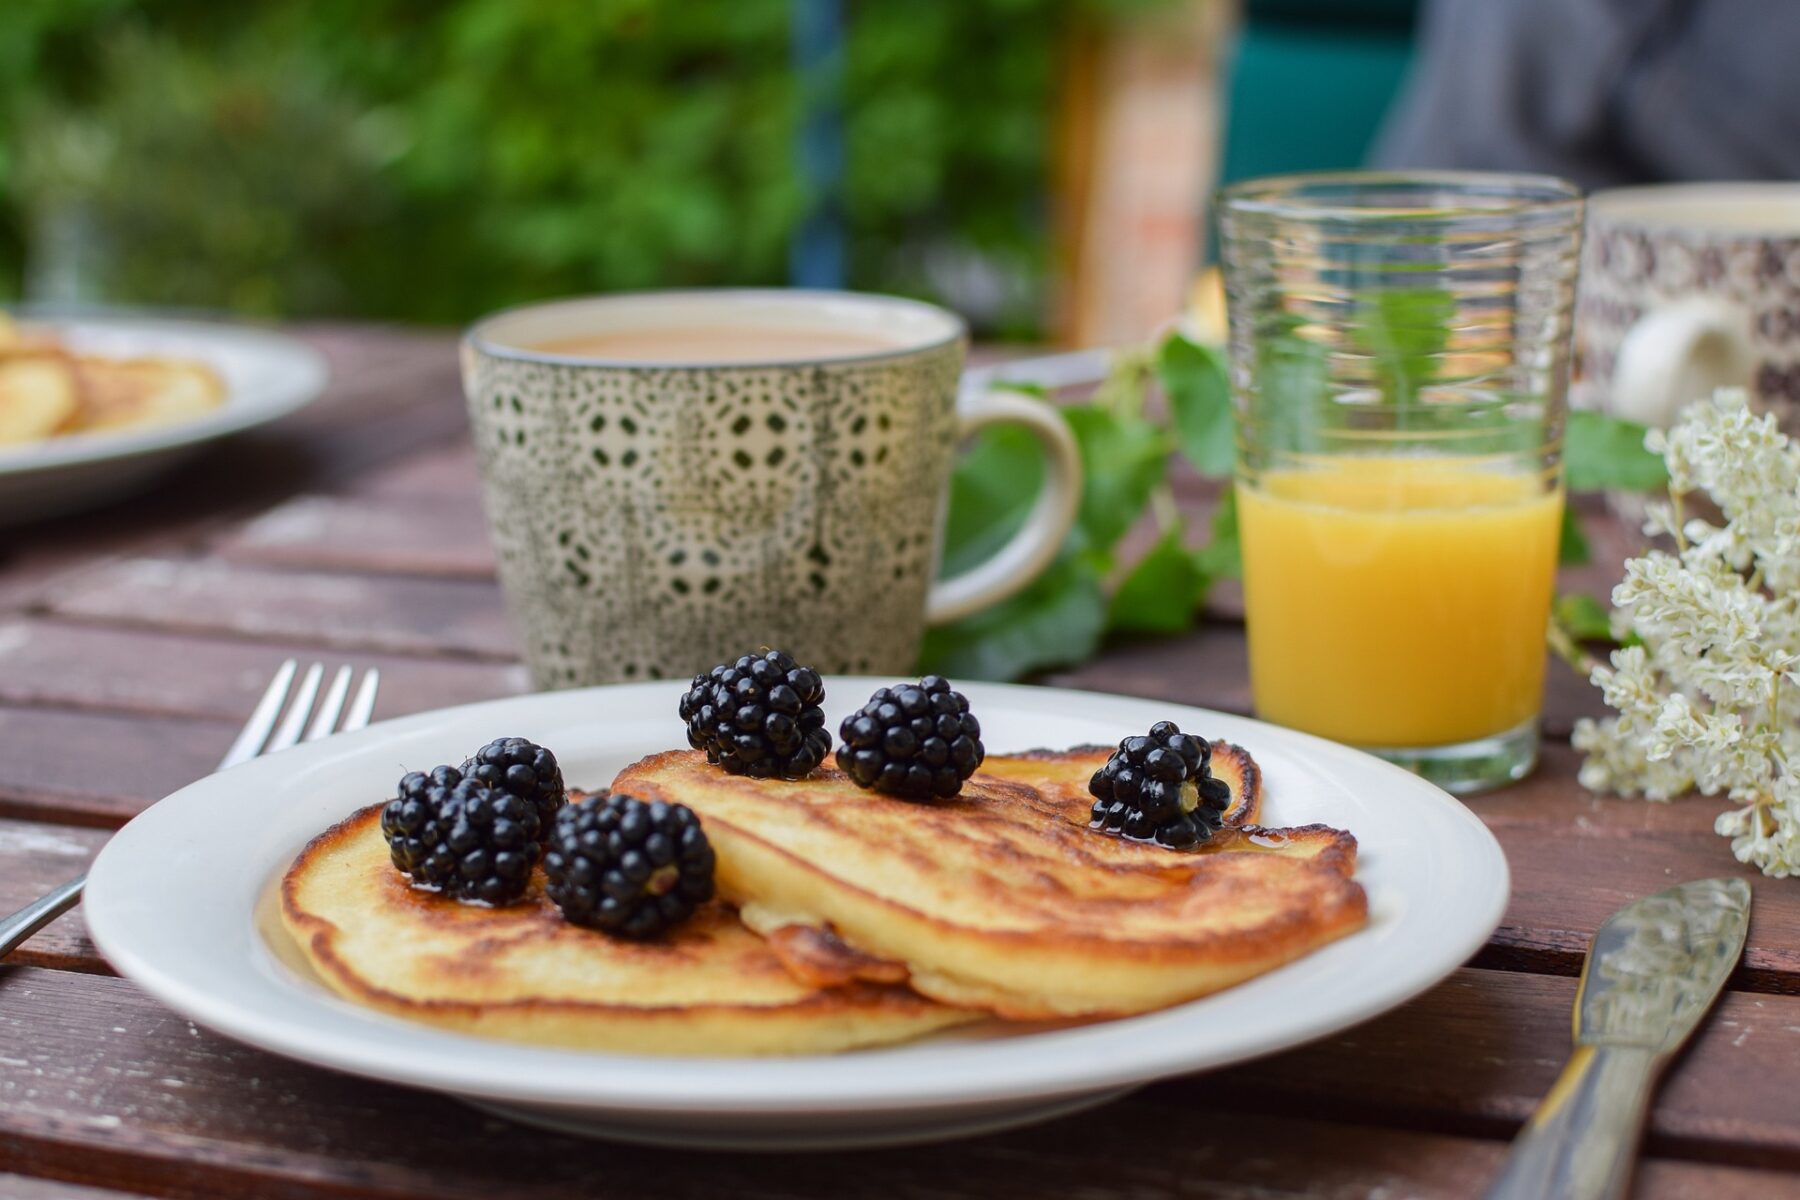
0;821;104;973
0;326;1791;1197
4;967;1798;1200
0;620;527;723
0;1176;162;1199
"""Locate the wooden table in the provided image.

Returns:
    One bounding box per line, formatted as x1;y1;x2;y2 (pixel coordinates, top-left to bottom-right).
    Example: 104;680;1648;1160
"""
3;325;1798;1199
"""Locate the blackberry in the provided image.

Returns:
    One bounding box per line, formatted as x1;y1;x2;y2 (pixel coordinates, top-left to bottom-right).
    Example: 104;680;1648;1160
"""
1088;720;1230;849
836;675;984;800
543;793;716;937
679;649;831;779
460;736;566;841
380;769;541;903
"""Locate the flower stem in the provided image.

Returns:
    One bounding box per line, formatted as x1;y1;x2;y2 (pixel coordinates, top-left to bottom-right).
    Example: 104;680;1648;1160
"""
1547;614;1600;678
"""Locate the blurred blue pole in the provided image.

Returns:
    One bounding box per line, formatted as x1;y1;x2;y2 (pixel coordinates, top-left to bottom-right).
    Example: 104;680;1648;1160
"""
790;0;845;290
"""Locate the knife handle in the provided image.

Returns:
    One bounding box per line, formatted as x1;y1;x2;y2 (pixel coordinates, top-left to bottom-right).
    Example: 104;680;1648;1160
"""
1484;1044;1660;1200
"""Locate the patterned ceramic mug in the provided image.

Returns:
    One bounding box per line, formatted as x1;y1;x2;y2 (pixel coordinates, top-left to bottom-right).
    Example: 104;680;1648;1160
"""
1577;183;1800;428
461;290;1082;688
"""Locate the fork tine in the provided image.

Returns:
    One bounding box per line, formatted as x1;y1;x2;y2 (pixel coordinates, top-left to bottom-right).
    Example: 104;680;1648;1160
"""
217;659;298;770
303;666;354;743
342;668;380;732
265;662;325;755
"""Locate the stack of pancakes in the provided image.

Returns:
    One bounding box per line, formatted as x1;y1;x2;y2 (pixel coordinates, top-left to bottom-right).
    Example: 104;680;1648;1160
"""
0;316;224;447
282;744;1367;1055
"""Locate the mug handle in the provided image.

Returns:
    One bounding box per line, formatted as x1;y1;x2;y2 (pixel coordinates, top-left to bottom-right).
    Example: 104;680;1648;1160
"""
924;383;1084;625
1610;296;1758;428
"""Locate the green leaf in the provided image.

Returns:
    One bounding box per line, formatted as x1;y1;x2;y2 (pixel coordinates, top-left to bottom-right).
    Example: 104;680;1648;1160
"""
1553;593;1613;642
937;423;1046;579
1194;485;1242;579
1565;410;1669;493
1062;404;1169;551
987;379;1049;398
1108;529;1207;633
1157;334;1234;477
1558;503;1592;565
1251;312;1330;453
916;554;1107;682
1352;287;1455;406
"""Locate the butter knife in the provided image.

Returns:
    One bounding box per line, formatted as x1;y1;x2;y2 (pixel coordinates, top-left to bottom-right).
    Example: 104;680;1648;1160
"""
1485;876;1751;1200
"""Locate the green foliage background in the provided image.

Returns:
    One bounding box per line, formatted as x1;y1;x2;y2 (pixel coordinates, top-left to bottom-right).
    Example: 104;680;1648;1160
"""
0;0;1159;331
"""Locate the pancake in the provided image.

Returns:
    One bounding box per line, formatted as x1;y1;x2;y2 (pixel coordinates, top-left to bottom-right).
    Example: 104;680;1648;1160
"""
280;803;977;1055
613;744;1367;1020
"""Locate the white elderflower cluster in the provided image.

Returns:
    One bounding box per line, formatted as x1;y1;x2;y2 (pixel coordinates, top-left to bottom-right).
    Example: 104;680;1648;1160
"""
1574;389;1800;876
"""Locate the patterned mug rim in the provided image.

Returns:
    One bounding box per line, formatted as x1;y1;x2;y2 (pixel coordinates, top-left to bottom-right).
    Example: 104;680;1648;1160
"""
1587;182;1800;238
463;287;968;373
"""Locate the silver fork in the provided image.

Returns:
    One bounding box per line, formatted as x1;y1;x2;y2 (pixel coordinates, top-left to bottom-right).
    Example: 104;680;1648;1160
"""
0;659;379;959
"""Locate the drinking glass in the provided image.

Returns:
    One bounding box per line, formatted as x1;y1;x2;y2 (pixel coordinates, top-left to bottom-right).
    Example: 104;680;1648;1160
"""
1219;171;1583;794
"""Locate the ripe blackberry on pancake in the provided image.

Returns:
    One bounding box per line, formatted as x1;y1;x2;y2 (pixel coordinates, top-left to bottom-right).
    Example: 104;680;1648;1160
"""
460;736;566;843
679;649;831;778
1088;721;1231;849
543;793;716;937
379;769;539;904
836;675;984;800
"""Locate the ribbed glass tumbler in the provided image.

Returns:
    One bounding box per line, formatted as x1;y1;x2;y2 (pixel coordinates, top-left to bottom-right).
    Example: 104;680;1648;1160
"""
1219;172;1584;794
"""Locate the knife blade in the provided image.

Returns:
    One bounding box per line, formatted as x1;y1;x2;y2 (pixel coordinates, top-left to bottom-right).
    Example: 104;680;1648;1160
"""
1485;877;1750;1200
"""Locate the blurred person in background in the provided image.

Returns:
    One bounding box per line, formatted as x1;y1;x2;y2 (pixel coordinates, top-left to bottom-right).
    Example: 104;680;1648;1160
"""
1372;0;1800;186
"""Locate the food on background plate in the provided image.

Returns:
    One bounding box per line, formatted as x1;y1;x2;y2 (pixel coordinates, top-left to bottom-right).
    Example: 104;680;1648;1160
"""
0;314;225;446
277;651;1367;1054
0;357;80;445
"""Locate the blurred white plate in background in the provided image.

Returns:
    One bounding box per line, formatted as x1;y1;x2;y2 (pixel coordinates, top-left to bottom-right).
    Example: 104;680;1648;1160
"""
0;314;328;524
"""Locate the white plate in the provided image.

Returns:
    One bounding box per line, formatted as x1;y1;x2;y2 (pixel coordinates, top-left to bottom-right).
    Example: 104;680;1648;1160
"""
0;314;328;523
84;680;1509;1150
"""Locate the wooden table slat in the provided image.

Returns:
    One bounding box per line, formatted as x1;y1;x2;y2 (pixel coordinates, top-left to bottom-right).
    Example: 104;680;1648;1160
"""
210;493;496;579
0;1175;162;1200
42;559;517;662
2;967;1796;1200
341;443;484;501
0;820;106;973
0;619;527;724
1194;967;1800;1166
0;708;239;829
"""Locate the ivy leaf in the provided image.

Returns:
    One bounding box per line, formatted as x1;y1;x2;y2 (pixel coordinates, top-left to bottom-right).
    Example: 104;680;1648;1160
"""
1565;410;1669;493
1558;504;1592;565
1553;593;1614;642
1063;404;1168;552
916;554;1107;681
1109;529;1208;633
1353;287;1455;405
1194;485;1242;579
1158;334;1234;477
938;423;1046;578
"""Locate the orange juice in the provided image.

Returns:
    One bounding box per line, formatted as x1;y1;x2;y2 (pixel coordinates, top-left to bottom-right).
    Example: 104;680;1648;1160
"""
1237;457;1563;748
